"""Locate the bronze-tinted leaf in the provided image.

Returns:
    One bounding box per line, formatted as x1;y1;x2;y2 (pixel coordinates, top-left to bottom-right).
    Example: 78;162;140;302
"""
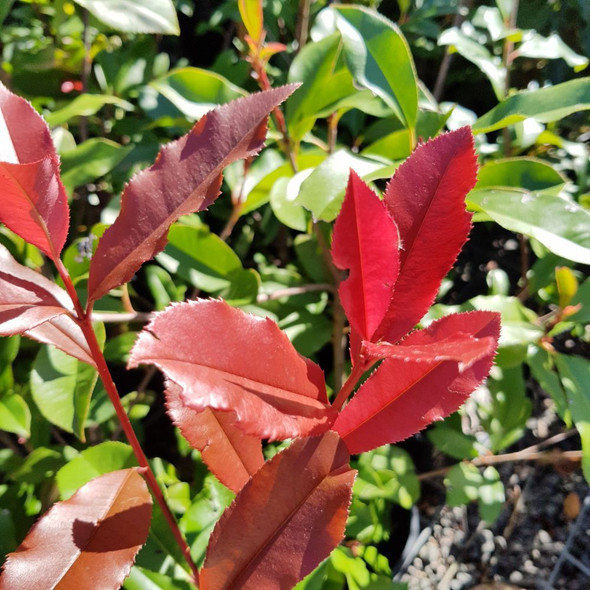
0;468;152;590
0;82;69;260
128;299;335;441
87;85;298;303
200;431;356;590
166;382;264;493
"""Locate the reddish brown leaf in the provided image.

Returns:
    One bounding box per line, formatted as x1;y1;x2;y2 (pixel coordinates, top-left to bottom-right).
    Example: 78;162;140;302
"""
128;299;335;441
0;468;152;590
334;311;500;454
87;85;298;303
166;382;264;493
200;431;356;590
331;171;399;344
0;82;69;260
375;128;478;343
0;244;94;365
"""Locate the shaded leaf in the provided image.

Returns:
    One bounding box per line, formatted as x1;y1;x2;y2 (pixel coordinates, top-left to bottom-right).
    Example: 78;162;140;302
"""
468;189;590;264
472;77;590;134
376;128;477;343
166;383;264;493
334;312;500;454
331;171;398;343
0;468;151;590
0;82;69;260
0;394;31;438
71;0;179;35
129;299;334;441
200;431;356;590
88;85;297;303
44;94;134;128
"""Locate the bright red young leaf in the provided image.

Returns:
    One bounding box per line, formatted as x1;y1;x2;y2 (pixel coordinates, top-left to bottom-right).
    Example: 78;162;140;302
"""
200;431;356;590
0;468;152;590
87;84;298;304
331;171;399;344
374;127;478;344
0;82;69;260
333;311;500;454
166;382;264;493
129;299;335;441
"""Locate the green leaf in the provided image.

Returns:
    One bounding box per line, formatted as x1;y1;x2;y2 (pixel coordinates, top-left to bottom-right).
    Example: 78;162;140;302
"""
294;150;387;222
286;33;357;141
355;446;419;510
568;277;590;324
527;345;570;425
438;27;506;99
56;441;136;499
472;77;590;133
517;32;589;72
156;223;246;294
9;447;64;484
278;309;333;357
269;176;309;232
30;345;99;442
445;463;505;523
468;188;590;264
60;138;132;193
124;566;194;590
322;5;418;129
475;158;567;195
45;94;134;127
427;413;478;460
72;0;180;35
150;67;246;120
0;394;31;439
0;0;15;26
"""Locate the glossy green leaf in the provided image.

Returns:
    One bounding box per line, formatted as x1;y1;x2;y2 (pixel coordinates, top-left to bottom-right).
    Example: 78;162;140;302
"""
60;139;132;193
427;413;478;460
517;31;589;72
286;33;356;141
294;150;387;222
9;447;64;484
279;309;333;357
568;277;590;324
554;354;590;483
124;566;194;590
475;158;566;195
468;188;590;264
72;0;180;34
56;441;136;499
439;27;506;99
269;175;309;232
30;345;99;442
0;394;31;439
445;463;505;523
322;5;418;128
44;94;133;127
472;77;590;133
150;67;246;120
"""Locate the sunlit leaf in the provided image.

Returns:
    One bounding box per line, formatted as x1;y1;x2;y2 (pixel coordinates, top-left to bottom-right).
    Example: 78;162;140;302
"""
0;468;151;589
200;432;355;590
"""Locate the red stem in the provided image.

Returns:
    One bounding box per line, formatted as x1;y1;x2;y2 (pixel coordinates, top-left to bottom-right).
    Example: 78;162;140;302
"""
54;260;201;587
332;361;368;412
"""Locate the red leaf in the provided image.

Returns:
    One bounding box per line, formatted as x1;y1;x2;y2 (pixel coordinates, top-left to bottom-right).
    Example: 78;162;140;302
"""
375;128;478;343
200;431;355;590
0;244;94;365
87;85;298;303
166;382;264;493
0;82;69;260
0;468;152;590
331;171;399;343
128;299;335;441
334;311;500;454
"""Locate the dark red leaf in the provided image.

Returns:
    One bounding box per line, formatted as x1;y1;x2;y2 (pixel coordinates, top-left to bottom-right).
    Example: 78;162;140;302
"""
200;431;355;590
166;382;264;493
375;128;478;343
87;85;298;303
0;468;152;590
331;171;399;343
334;311;500;454
128;299;335;441
0;82;69;260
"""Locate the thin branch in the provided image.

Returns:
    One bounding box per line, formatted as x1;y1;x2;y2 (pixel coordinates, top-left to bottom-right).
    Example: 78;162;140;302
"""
295;0;312;52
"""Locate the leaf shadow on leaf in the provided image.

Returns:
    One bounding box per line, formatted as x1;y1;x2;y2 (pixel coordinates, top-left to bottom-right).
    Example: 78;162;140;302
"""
72;503;152;552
